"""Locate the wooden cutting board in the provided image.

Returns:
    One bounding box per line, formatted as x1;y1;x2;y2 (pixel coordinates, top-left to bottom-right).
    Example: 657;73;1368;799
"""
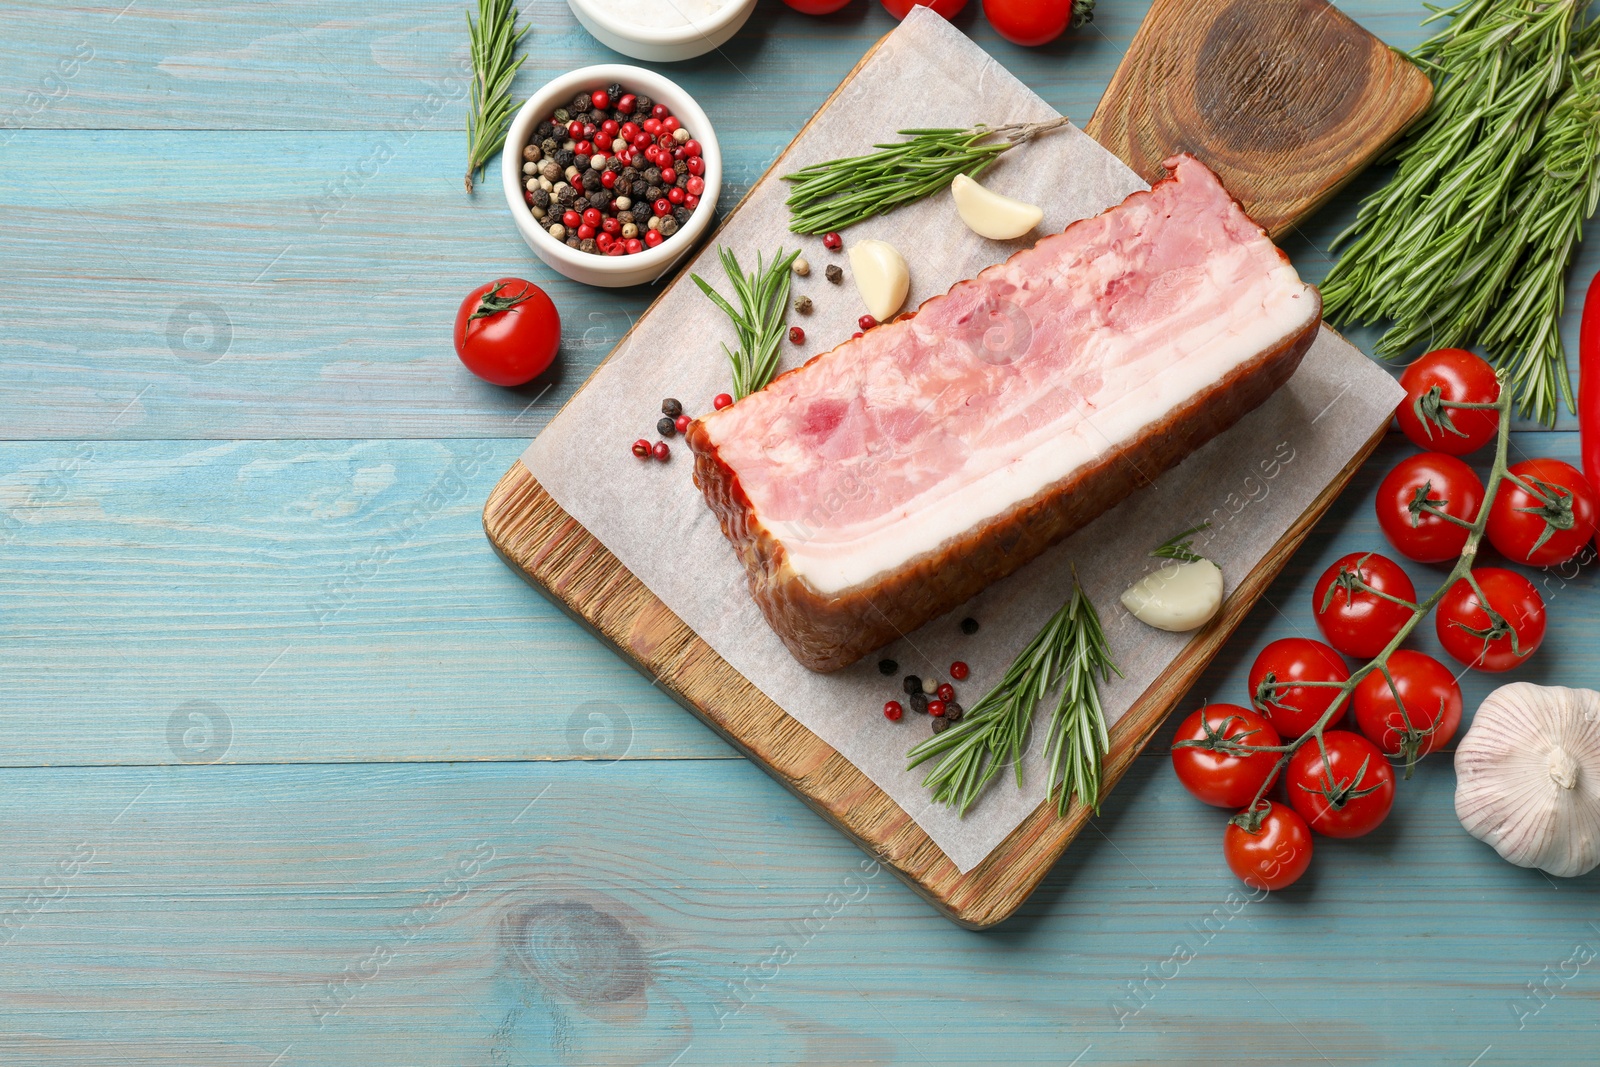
484;0;1431;928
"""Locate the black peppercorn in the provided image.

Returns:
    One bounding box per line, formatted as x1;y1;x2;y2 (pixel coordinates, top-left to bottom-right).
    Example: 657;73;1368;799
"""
566;236;581;249
902;674;922;695
909;691;928;714
571;93;590;112
825;264;843;284
931;717;948;734
555;148;575;168
553;108;570;124
673;207;690;225
633;94;652;114
583;173;602;192
541;137;559;157
587;109;605;125
613;109;629;124
960;617;980;635
659;217;679;236
622;167;639;183
632;180;649;199
574;153;590;172
534;121;553;140
556;187;577;206
605;156;623;172
944;701;963;723
675;160;688;176
531;188;550;208
643;166;663;185
607;82;623;100
657;416;677;437
587;190;609;209
579;238;598;254
878;658;897;676
675;174;689;190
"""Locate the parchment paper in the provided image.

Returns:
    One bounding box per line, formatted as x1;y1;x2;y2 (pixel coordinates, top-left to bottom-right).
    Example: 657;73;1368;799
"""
519;7;1405;872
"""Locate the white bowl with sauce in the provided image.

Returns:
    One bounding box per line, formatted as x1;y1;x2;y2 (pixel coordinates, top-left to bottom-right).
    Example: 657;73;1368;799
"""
566;0;756;63
501;64;722;288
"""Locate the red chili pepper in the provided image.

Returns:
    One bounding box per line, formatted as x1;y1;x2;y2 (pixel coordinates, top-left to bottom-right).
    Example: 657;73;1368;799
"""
1583;270;1600;506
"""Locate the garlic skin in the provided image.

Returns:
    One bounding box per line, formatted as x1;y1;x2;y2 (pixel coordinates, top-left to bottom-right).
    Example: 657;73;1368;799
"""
951;173;1045;240
1119;559;1224;633
1455;682;1600;878
847;239;909;322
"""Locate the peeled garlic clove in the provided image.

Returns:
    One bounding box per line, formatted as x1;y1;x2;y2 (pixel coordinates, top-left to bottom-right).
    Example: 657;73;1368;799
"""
1120;559;1224;633
848;239;909;322
1455;682;1600;878
951;173;1045;241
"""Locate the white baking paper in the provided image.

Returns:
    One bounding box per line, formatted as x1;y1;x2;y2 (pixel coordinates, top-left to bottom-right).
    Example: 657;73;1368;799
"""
518;7;1404;872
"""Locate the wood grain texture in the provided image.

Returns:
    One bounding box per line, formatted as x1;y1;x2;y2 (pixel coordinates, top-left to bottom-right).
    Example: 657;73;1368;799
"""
1084;0;1433;239
483;9;1427;926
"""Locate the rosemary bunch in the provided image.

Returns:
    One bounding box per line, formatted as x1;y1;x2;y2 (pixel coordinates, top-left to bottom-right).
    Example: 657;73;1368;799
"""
782;118;1070;235
464;0;527;194
907;581;1118;817
692;246;802;399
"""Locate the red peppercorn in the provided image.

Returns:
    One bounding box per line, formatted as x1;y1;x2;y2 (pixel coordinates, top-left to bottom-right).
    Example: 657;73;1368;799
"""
601;119;619;137
662;115;680;133
684;194;700;210
652;103;669;119
654;198;672;217
686;156;705;176
631;439;651;458
576;224;594;240
625;238;645;255
657;133;675;150
591;89;610;111
600;169;617;189
568;120;585;140
713;393;733;410
851;331;863;339
672;147;686;162
582;122;596;138
602;217;621;235
651;441;670;461
575;140;593;156
668;187;686;205
582;207;602;227
936;682;955;702
621;121;640;140
884;700;903;722
559;209;578;228
950;661;969;680
683;139;702;158
524;190;535;204
596;231;613;248
859;314;878;330
823;232;842;251
643;117;662;136
686;176;705;196
632;131;652;150
617;93;636;113
789;326;805;345
927;700;946;718
606;242;627;256
674;414;690;432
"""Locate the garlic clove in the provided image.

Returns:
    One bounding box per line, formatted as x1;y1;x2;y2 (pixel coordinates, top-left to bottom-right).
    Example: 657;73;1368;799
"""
847;239;909;322
1455;682;1600;878
951;173;1045;241
1119;559;1224;632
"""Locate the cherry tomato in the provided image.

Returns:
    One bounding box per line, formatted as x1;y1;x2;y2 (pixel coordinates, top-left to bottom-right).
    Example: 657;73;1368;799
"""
1285;730;1395;838
1487;458;1599;566
1351;650;1462;767
1436;568;1546;672
1170;705;1282;809
983;0;1081;45
1395;348;1501;455
781;0;854;12
1248;638;1350;739
1374;452;1485;563
1223;802;1313;891
881;0;967;17
453;278;560;387
1311;551;1417;659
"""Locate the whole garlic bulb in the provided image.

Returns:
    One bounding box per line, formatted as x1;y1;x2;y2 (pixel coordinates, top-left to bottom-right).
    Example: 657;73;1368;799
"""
1455;682;1600;878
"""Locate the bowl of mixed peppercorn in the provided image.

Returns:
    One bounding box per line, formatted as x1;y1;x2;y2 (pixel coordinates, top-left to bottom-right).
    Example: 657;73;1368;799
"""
502;65;721;288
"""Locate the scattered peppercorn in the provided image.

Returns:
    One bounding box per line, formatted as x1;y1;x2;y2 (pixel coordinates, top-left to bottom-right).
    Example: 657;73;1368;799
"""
883;701;903;722
823;232;842;251
902;674;922;695
859;314;879;331
651;441;670;461
960;617;979;635
713;393;733;410
936;682;954;702
878;658;898;676
794;295;813;315
631;439;651;458
931;716;948;734
661;397;683;418
825;264;843;284
944;701;963;724
922;677;938;695
909;691;929;714
950;661;969;680
674;414;690;433
793;257;810;277
789;326;805;345
657;416;676;437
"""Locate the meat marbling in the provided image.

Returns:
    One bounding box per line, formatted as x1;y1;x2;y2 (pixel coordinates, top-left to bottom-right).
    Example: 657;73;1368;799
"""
687;154;1321;672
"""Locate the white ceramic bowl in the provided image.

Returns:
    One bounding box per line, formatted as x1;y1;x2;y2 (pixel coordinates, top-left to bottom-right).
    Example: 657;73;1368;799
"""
566;0;756;63
502;65;722;289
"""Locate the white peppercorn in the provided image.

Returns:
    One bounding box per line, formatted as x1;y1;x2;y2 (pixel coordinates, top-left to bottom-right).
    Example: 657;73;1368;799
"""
647;216;661;231
548;223;566;240
622;222;638;239
523;161;538;175
672;127;690;143
615;196;632;211
793;257;810;277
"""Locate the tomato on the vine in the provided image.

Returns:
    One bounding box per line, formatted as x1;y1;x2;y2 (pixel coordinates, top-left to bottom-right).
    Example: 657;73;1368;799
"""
1374;452;1485;563
1312;551;1417;659
781;0;854;13
1224;802;1313;891
1395;348;1501;455
1351;650;1462;768
453;278;560;387
1487;458;1599;567
1285;730;1395;838
1170;705;1282;809
880;0;967;18
983;0;1082;45
1247;638;1350;739
1436;567;1546;672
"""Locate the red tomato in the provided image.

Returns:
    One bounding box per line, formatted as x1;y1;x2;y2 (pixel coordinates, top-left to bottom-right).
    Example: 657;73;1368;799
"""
1312;551;1417;659
1436;568;1546;672
1170;705;1282;809
880;0;967;18
1351;650;1462;768
1285;730;1395;838
453;278;560;387
983;0;1081;45
1374;452;1485;563
1487;458;1599;566
781;0;854;12
1395;348;1501;455
1224;802;1313;891
1248;638;1351;739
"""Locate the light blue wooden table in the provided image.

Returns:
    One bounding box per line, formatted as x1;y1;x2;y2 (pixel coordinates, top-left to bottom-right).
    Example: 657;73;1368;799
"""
3;1;1597;1063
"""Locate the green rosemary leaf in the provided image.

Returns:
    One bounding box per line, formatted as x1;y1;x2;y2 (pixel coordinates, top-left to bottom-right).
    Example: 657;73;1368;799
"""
906;579;1118;817
1150;521;1211;563
692;247;801;400
464;0;527;194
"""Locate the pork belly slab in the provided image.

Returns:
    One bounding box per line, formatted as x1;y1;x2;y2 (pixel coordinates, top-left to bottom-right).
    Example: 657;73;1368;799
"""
687;154;1321;672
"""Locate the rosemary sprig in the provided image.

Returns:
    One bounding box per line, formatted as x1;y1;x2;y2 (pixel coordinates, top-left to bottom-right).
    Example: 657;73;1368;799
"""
691;247;802;399
1150;521;1211;563
907;580;1119;817
464;0;527;194
781;118;1071;235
